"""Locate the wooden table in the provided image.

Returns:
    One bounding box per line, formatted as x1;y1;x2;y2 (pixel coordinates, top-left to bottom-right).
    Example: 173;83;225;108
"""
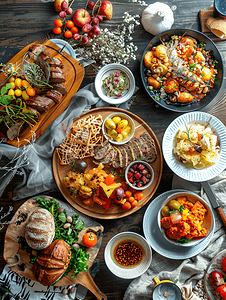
0;0;226;299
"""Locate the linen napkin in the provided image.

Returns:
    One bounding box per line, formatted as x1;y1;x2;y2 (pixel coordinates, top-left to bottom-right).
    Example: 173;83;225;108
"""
123;171;226;300
0;83;136;201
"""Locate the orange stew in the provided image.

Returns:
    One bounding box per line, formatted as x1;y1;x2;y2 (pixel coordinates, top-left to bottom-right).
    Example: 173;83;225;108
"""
160;196;207;243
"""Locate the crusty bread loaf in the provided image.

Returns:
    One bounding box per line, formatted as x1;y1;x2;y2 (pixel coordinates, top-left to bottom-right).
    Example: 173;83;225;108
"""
25;208;55;250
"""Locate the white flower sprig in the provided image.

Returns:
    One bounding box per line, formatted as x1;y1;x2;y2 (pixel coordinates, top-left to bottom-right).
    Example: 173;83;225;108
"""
72;12;140;67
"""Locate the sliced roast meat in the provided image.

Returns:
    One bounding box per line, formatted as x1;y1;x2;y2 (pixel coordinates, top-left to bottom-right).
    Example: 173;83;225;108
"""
29;44;46;56
26;106;41;120
140;133;157;163
94;140;112;160
26;96;55;113
49;71;66;83
46;56;64;68
51;83;67;95
50;67;65;74
46;89;63;103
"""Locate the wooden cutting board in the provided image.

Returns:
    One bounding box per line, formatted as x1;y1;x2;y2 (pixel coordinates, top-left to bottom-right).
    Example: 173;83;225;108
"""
52;107;163;219
0;39;84;147
199;4;226;41
3;195;107;300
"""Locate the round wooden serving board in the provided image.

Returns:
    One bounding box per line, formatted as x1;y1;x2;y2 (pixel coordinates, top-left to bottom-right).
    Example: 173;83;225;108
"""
3;195;107;299
0;39;84;148
53;107;163;219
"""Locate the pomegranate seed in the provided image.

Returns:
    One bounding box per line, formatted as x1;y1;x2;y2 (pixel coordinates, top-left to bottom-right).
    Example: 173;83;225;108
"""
88;1;95;9
137;182;143;188
141;176;147;183
129;178;134;183
114;72;120;77
142;169;148;176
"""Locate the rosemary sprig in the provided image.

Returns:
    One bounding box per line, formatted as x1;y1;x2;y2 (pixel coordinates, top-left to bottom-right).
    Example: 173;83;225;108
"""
184;124;192;144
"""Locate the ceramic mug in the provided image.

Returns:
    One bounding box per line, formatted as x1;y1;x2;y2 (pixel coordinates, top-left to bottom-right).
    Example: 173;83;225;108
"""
214;0;226;18
152;277;182;300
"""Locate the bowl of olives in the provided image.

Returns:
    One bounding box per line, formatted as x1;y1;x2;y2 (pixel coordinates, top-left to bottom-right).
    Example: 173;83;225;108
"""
102;112;135;145
157;191;214;247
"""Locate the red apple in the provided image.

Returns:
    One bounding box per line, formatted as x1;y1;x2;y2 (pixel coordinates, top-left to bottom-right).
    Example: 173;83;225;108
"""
73;9;91;28
98;1;113;20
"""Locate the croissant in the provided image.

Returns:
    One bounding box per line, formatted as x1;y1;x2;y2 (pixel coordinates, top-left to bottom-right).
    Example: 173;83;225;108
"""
33;239;72;286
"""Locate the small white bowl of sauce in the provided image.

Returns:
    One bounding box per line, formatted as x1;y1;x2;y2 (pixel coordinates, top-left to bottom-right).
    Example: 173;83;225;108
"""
104;231;152;279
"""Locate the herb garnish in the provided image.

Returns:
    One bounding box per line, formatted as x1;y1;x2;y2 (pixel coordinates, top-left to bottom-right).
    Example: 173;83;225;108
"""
213;60;218;67
179;205;184;214
199;42;204;48
176;238;191;244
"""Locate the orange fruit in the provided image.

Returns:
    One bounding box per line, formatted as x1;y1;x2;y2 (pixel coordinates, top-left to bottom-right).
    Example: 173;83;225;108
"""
82;232;97;247
22;80;30;89
15;78;22;88
66;20;74;28
26;86;36;97
64;30;73;38
15;89;22;97
54;19;63;27
22;90;29;101
53;27;62;35
71;26;78;34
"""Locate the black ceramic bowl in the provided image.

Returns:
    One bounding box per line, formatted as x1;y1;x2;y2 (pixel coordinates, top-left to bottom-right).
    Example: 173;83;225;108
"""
140;28;224;112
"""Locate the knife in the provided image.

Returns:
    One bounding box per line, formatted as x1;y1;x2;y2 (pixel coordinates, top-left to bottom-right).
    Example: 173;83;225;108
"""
201;181;226;229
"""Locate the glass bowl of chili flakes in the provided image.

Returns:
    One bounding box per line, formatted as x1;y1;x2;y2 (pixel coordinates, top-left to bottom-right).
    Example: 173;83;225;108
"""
104;231;152;279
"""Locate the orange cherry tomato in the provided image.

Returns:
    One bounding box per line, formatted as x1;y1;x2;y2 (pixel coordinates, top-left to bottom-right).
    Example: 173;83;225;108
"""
128;196;135;203
71;26;79;34
26;86;36;97
82;232;97;247
54;19;63;27
198;133;203;141
122;201;131;211
22;80;30;89
66;20;74;28
104;174;115;186
124;190;132;198
53;27;62;35
131;200;138;208
64;30;73;38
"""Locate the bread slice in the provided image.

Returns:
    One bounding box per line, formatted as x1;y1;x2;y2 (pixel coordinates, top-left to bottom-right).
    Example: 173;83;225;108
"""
94;140;112;160
112;146;122;168
140;133;157;163
120;145;129;168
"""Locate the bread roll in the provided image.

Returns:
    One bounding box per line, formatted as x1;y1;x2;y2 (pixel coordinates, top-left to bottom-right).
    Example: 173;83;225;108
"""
25;208;55;250
206;17;226;39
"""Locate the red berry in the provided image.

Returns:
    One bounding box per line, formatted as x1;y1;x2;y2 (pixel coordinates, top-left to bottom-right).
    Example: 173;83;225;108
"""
82;35;89;44
88;1;95;9
93;25;101;35
88;30;95;38
134;172;141;180
137;182;143;188
82;23;92;33
73;33;81;40
129;178;134;183
92;17;99;24
142;169;148;176
59;11;66;18
61;0;68;10
97;15;103;22
66;7;73;15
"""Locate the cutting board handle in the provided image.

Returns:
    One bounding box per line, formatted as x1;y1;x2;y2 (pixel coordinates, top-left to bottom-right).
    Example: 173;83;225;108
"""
81;271;107;300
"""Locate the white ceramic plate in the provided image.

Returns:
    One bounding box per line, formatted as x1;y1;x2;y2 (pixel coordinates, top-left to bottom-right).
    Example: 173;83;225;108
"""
143;189;214;259
204;249;226;300
104;232;152;279
162;112;226;182
94;63;136;105
50;39;76;58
